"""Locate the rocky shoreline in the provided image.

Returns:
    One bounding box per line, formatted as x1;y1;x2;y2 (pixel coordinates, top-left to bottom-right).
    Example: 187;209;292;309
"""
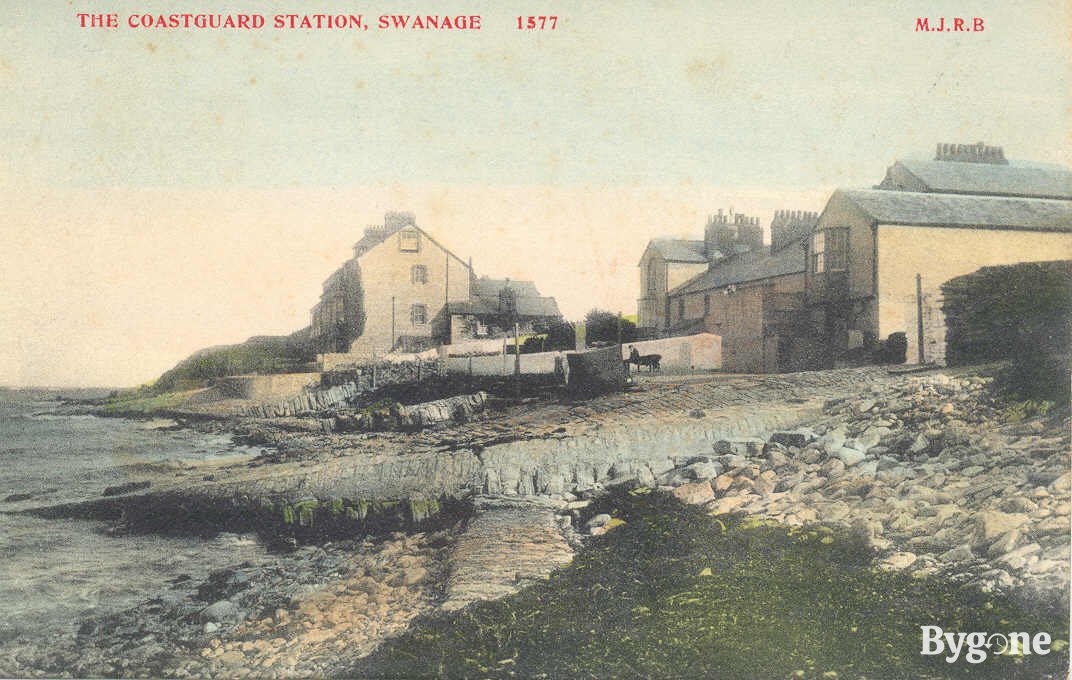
2;530;453;679
3;366;1068;677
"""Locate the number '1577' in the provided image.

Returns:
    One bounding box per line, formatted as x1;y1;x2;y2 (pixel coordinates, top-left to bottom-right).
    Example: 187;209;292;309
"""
517;16;557;29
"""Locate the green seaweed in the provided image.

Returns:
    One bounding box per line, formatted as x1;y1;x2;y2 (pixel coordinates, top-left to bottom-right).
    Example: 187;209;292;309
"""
354;488;1069;680
410;498;441;523
295;499;319;527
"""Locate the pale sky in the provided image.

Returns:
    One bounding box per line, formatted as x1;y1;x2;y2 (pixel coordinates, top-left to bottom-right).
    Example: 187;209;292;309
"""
1;1;1069;386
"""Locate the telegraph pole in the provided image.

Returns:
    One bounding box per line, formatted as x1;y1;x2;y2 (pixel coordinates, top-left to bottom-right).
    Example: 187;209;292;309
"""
915;274;925;365
514;321;521;399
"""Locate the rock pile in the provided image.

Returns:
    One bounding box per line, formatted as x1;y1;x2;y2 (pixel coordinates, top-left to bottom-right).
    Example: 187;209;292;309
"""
650;371;1070;610
182;531;448;679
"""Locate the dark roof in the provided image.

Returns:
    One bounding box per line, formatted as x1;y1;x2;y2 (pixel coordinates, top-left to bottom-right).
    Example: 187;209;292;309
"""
449;295;562;318
513;296;562;317
885;159;1072;200
451;277;562;319
647;239;709;263
670;245;805;296
446;299;495;315
471;277;542;298
353;228;396;254
836;189;1072;232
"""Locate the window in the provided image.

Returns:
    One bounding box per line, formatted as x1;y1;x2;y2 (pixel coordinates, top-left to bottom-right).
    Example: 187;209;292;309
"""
703;294;711;316
811;231;824;273
411;304;427;325
810;228;849;273
411;264;428;284
399;229;420;252
677;298;685;320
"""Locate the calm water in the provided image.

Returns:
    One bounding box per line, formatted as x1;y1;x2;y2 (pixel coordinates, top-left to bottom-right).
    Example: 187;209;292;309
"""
0;391;271;642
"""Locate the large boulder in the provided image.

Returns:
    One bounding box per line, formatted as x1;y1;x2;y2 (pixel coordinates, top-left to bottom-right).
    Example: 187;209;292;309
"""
832;446;867;467
200;600;240;623
972;511;1029;549
673;481;716;506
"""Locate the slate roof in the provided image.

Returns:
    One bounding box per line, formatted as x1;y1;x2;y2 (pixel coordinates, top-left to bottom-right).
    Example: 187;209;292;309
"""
471;277;542;298
352;226;400;254
837;189;1072;232
886;159;1072;200
670;245;806;297
448;295;562;318
451;277;562;319
648;239;709;263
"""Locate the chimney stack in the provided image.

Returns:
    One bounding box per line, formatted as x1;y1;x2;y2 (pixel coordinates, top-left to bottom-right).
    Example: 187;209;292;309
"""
934;141;1007;165
769;209;819;253
704;211;735;260
384;210;417;230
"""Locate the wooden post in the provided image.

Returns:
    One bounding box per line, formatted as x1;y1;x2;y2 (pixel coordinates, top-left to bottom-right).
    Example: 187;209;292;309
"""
915;273;925;365
514;321;521;399
391;296;396;352
617;311;625;378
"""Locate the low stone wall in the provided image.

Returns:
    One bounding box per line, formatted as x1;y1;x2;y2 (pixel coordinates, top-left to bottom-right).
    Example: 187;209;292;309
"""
443;351;563;377
242;359;446;418
318;349;439;371
215;373;322;402
621;333;722;372
320;359;440;389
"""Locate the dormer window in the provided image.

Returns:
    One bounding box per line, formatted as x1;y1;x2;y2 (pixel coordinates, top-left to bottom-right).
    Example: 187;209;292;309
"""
399;229;420;252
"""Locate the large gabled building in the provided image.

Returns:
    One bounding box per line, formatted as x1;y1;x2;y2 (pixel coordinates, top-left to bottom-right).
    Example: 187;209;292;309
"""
804;143;1072;367
311;211;473;357
311;212;563;361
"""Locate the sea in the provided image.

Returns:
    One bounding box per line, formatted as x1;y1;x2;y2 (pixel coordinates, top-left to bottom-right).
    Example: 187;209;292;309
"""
0;389;272;645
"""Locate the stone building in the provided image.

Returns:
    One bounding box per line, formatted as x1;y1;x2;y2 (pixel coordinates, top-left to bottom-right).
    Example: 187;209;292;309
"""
663;210;820;372
310;211;472;358
804;143;1072;367
310;212;563;360
637;210;763;334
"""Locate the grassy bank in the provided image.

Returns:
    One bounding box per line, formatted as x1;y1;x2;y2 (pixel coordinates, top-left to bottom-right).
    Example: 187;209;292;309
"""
98;388;204;416
354;488;1068;679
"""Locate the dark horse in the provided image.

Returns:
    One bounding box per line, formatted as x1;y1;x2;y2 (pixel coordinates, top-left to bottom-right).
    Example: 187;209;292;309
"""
627;347;661;372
